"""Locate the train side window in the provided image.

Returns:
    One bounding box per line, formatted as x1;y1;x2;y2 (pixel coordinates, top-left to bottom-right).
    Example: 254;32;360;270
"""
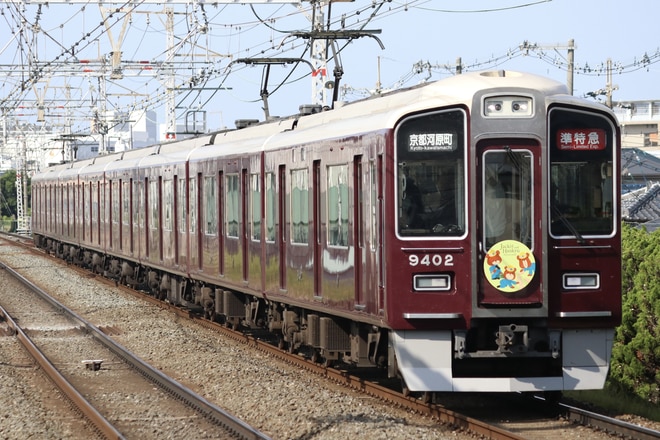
111;180;119;226
327;164;349;247
225;174;240;238
204;176;217;235
189;177;197;234
250;173;261;241
290;168;309;244
92;181;98;227
134;180;144;228
149;179;159;231
178;178;186;233
265;172;276;243
163;179;173;232
122;181;130;226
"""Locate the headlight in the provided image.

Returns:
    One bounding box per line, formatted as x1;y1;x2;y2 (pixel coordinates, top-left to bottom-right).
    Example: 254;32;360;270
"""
484;96;533;117
414;274;451;291
563;273;600;289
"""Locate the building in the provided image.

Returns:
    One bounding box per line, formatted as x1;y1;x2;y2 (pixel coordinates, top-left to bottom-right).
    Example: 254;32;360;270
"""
614;100;660;228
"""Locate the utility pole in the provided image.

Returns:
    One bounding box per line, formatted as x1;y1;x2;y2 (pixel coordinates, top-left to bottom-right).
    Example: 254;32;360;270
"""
585;58;618;108
15;141;29;235
606;58;616;108
295;0;383;108
520;39;576;95
567;39;575;96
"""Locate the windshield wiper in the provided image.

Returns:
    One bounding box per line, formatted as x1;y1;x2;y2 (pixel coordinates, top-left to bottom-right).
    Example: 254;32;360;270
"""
503;146;586;245
551;205;586;244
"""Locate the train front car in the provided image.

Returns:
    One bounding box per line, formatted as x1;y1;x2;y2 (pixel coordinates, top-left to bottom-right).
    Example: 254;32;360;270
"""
386;71;621;393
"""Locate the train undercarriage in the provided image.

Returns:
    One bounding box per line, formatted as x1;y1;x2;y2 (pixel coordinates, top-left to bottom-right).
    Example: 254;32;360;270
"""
36;236;611;394
38;237;390;373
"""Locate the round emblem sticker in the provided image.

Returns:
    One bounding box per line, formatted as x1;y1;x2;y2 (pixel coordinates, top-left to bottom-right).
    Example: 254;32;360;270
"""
483;240;536;292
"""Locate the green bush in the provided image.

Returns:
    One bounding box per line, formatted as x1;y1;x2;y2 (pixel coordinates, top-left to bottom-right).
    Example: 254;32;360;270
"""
609;224;660;405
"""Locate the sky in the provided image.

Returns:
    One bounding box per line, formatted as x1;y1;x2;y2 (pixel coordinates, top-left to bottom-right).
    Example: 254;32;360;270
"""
1;0;659;137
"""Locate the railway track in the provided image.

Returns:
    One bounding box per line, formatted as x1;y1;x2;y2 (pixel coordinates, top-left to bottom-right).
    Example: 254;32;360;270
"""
181;311;660;440
0;258;270;440
1;234;658;439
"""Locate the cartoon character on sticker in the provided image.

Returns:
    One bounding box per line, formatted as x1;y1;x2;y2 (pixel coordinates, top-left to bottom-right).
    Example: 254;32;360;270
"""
485;249;503;280
483;240;536;292
517;252;536;276
499;266;519;289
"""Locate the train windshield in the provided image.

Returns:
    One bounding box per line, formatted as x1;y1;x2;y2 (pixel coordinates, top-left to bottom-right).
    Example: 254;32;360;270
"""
395;109;466;237
549;108;616;238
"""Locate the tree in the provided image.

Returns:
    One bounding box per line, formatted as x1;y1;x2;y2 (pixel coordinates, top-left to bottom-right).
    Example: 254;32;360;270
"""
0;170;18;218
610;224;660;404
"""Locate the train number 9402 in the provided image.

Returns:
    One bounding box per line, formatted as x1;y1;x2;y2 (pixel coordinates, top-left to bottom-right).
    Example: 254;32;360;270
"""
408;254;454;267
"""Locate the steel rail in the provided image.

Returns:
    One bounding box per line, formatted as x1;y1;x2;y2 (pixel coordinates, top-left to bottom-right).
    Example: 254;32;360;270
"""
0;261;271;440
0;302;125;440
183;313;527;440
13;236;660;440
561;402;660;440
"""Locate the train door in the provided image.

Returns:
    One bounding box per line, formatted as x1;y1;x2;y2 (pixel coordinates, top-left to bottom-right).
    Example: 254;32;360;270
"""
353;156;365;307
71;183;76;239
196;172;203;269
218;171;224;275
278;165;287;290
313;160;322;297
376;154;384;312
242;169;249;281
117;179;122;250
95;180;101;245
476;140;543;311
173;175;179;265
188;175;198;269
122;179;130;253
176;176;187;268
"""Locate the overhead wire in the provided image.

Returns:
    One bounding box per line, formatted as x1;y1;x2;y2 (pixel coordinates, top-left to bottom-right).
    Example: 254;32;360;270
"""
1;0;660;137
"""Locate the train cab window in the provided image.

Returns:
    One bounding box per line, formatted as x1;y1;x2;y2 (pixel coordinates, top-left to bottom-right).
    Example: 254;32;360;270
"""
549;108;616;238
395;109;466;237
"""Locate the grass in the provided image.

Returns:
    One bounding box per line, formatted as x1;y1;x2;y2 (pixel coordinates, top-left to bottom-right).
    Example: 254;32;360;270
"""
564;384;660;422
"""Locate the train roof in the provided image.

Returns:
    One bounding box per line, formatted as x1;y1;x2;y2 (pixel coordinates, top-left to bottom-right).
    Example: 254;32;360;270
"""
34;70;607;180
263;70;571;150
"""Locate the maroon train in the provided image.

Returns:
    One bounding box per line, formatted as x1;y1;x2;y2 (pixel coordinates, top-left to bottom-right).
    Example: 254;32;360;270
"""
32;70;622;393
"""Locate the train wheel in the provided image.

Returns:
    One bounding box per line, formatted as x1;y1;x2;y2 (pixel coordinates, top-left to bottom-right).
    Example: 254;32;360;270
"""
400;378;410;397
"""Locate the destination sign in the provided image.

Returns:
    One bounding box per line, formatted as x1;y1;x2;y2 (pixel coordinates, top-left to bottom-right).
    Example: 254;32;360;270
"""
408;132;456;152
557;128;606;150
